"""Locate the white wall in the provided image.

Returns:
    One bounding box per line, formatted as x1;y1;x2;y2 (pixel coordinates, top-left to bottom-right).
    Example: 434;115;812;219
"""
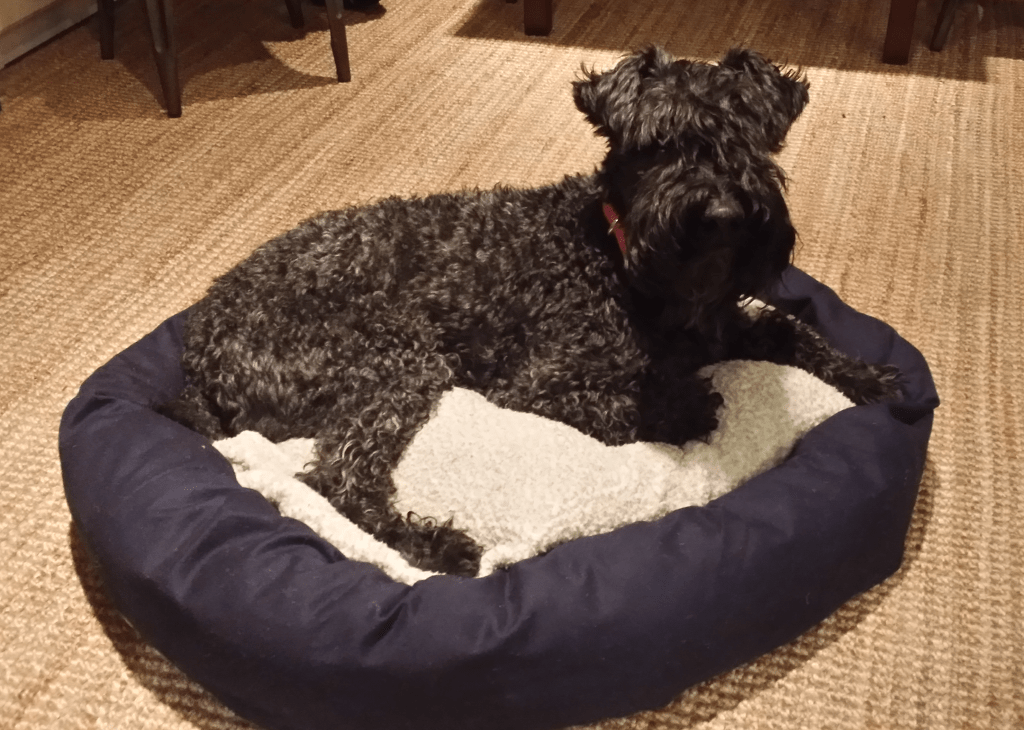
0;0;55;27
1;0;98;68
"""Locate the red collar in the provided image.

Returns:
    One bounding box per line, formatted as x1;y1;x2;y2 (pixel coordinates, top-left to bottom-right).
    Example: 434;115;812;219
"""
601;202;627;256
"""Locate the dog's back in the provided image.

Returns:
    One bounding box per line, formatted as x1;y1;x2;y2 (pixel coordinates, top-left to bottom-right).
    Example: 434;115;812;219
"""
171;174;644;441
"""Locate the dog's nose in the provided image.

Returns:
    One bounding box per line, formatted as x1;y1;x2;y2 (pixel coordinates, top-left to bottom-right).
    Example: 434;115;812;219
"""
704;195;743;222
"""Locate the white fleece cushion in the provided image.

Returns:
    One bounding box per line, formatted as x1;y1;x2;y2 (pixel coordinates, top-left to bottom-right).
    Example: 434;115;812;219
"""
214;359;852;584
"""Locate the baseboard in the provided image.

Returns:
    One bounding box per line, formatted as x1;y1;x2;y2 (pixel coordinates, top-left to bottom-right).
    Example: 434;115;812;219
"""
0;0;98;69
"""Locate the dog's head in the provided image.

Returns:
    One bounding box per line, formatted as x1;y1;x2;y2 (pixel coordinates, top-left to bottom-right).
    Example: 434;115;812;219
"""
573;47;810;334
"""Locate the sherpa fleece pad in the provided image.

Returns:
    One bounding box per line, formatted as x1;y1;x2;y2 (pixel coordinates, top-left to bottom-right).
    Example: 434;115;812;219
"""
61;267;938;730
214;360;854;584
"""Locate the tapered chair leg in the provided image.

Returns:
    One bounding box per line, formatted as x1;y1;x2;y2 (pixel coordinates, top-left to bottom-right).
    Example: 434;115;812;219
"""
882;0;918;64
523;0;553;36
323;0;351;83
930;0;959;51
98;0;116;59
505;0;553;36
283;0;304;29
143;0;181;117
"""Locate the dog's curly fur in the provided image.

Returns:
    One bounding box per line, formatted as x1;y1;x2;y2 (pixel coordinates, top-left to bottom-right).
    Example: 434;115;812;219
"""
160;48;901;576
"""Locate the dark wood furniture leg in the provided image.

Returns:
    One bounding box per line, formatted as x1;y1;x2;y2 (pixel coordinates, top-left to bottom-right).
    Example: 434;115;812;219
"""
883;0;918;64
98;0;348;115
522;0;553;36
510;0;924;63
930;0;959;51
143;0;181;117
284;0;304;29
98;0;116;59
323;0;352;83
513;0;920;62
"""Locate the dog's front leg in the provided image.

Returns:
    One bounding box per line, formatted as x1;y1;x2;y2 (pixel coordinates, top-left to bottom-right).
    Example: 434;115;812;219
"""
725;306;903;405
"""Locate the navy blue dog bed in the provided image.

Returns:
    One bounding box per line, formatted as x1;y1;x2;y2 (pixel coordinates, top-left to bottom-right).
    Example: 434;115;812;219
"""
61;267;937;730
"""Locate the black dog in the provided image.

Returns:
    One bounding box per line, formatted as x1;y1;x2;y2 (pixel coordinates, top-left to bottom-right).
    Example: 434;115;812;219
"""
161;48;900;576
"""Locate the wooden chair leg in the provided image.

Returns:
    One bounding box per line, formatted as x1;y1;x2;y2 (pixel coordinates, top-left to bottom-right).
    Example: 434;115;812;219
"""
930;0;960;51
323;0;351;83
882;0;918;64
283;0;304;29
143;0;182;117
98;0;116;59
523;0;553;36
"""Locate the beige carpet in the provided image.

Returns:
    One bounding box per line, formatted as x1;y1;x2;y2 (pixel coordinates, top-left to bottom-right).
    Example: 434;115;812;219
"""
1;0;1022;728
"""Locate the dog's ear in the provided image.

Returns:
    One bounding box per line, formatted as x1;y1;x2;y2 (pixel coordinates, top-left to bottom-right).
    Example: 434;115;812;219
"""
573;47;680;148
719;48;810;151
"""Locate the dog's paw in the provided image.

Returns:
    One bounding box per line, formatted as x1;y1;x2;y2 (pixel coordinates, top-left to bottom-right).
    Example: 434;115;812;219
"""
837;362;903;406
637;373;724;446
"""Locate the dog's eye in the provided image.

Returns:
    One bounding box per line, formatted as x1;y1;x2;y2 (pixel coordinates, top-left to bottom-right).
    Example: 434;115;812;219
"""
749;200;770;222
